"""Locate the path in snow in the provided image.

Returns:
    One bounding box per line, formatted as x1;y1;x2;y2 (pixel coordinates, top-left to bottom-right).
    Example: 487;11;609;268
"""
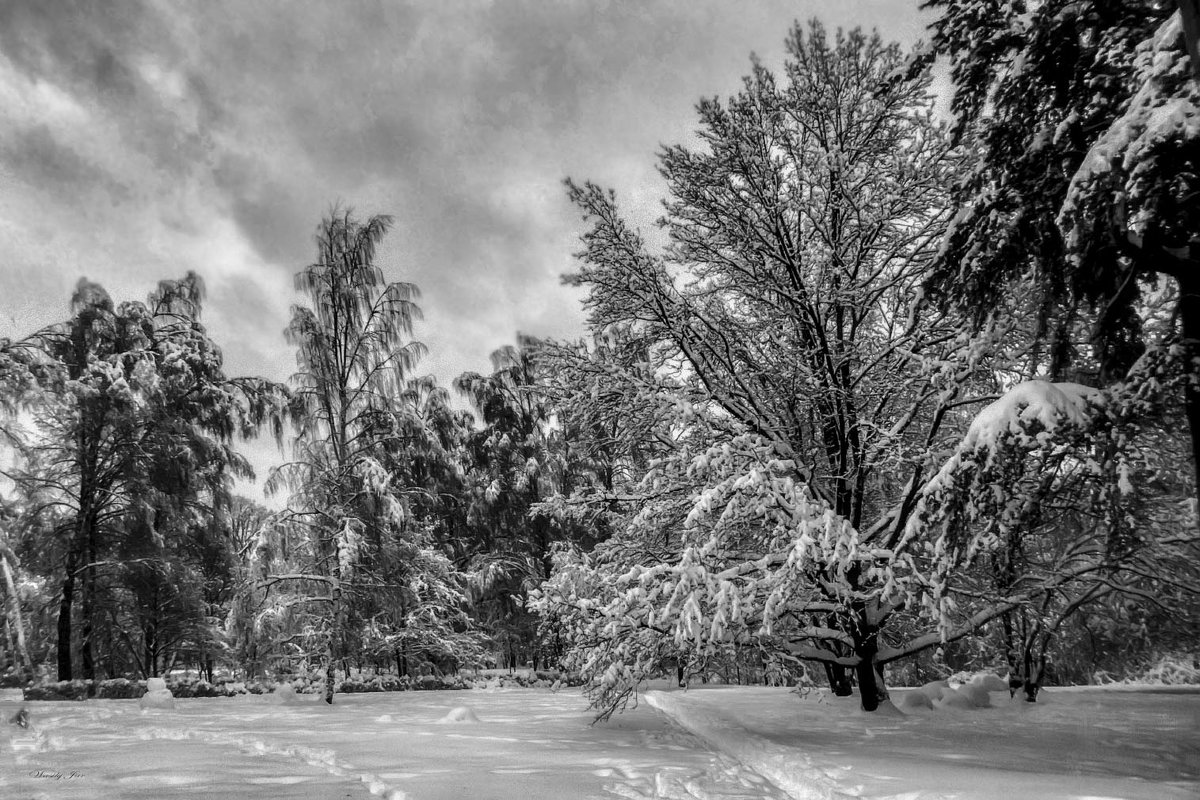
644;685;1200;800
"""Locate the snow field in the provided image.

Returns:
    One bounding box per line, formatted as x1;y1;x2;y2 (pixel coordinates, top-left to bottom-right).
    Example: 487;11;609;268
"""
2;685;1197;799
645;685;1200;800
0;687;788;800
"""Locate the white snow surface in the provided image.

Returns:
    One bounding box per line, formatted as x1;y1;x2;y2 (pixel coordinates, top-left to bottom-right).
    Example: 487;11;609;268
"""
1;684;1197;799
646;685;1199;800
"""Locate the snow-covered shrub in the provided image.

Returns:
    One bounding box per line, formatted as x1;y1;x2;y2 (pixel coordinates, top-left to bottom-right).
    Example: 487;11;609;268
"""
335;678;372;694
1136;655;1200;685
0;670;29;689
335;675;423;693
374;674;403;691
169;679;224;698
95;679;144;699
415;675;446;690
23;680;91;701
1104;653;1200;686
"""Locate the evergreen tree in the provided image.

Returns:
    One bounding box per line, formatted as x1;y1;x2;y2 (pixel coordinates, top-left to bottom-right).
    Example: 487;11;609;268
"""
921;0;1200;495
2;275;283;682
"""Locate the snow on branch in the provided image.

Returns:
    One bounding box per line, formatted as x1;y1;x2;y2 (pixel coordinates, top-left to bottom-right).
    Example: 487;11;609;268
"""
1059;12;1200;268
910;380;1107;525
956;380;1104;454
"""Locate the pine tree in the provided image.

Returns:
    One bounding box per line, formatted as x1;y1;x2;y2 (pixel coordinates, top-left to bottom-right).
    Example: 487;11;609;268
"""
3;274;283;682
922;0;1200;496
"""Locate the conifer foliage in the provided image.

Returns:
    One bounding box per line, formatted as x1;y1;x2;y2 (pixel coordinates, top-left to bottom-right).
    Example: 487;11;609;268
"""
1;274;284;683
922;0;1200;492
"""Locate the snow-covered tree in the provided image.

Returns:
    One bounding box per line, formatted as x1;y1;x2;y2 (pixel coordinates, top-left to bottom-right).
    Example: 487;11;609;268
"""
454;337;584;668
901;362;1198;698
270;210;478;702
535;22;991;714
0;502;35;681
1;274;284;682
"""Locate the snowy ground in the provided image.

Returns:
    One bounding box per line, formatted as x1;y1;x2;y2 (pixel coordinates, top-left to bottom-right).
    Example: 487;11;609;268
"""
645;685;1200;800
1;684;1196;800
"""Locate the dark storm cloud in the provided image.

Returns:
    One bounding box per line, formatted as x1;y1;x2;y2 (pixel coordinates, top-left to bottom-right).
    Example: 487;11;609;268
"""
0;0;934;490
0;124;131;201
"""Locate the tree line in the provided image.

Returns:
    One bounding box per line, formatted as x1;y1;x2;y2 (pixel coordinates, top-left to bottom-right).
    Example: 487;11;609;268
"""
2;4;1198;712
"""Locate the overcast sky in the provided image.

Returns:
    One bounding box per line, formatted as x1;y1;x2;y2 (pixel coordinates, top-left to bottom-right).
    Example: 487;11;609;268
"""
0;0;935;498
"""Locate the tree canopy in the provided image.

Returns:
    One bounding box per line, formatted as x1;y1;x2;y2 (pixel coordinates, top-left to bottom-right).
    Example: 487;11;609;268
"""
0;6;1195;723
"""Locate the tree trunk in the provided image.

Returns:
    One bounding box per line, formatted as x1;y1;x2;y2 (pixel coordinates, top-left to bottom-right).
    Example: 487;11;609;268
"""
1178;271;1200;507
824;663;853;696
852;608;889;712
324;569;342;704
1;554;34;680
1179;0;1200;83
81;587;95;684
854;656;888;712
57;568;75;680
145;622;157;677
324;631;336;704
1020;645;1044;702
2;616;14;673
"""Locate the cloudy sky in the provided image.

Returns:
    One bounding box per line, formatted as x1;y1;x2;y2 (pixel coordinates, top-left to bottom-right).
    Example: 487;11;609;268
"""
0;0;934;495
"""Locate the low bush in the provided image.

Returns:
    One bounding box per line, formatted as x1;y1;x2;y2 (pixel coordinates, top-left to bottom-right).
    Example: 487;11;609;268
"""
0;670;30;689
170;679;224;698
96;678;144;699
24;680;92;701
1095;653;1200;686
21;668;578;700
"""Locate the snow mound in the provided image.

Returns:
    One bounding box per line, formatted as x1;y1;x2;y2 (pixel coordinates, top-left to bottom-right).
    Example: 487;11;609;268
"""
952;683;992;708
908;679;951;705
968;673;1010;693
900;675;1005;711
140;678;175;710
271;683;299;704
933;687;978;711
895;689;933;711
436;705;480;724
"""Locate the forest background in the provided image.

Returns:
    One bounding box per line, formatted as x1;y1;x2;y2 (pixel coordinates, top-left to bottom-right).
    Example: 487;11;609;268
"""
1;0;1199;714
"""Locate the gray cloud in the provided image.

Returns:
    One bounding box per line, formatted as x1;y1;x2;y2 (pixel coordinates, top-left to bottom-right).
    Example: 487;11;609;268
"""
1;0;935;496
